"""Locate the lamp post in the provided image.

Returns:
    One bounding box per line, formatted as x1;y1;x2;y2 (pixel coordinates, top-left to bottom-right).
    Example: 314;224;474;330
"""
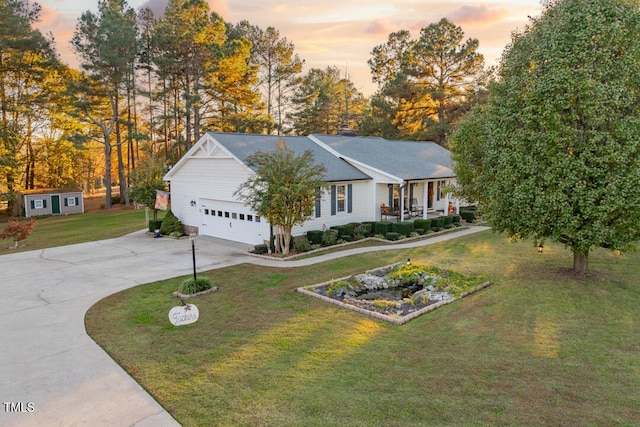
190;232;197;280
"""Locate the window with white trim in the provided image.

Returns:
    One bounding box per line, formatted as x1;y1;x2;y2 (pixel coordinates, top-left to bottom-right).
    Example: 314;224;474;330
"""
67;197;76;207
336;185;346;212
34;200;43;209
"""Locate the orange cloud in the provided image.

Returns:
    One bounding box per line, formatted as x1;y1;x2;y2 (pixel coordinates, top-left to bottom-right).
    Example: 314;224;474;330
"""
364;19;393;35
447;4;508;26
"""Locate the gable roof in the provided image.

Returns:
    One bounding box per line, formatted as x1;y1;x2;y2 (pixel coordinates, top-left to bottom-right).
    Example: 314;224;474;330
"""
167;132;371;182
309;135;455;181
165;132;456;183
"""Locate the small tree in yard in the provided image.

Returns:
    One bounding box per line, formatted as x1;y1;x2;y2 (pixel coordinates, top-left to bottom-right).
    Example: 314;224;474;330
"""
130;157;167;220
234;140;326;256
1;219;36;248
451;0;640;274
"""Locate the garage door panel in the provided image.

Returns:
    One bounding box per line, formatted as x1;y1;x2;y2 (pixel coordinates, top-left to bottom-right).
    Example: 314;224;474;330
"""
200;199;263;245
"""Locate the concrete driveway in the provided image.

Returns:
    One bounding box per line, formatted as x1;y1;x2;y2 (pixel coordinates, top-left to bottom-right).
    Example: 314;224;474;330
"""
0;226;488;426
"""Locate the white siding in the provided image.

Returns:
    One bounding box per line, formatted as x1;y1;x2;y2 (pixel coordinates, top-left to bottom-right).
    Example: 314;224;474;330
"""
168;156;253;231
292;180;372;237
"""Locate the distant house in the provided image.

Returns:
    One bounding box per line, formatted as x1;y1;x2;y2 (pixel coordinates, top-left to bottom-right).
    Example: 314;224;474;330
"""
17;188;85;217
164;133;458;245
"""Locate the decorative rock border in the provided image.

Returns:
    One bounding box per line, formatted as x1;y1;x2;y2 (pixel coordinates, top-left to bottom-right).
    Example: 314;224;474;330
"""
297;263;491;325
172;286;218;299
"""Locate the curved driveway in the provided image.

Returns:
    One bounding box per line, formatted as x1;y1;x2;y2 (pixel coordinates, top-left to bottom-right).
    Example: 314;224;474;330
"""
1;226;488;426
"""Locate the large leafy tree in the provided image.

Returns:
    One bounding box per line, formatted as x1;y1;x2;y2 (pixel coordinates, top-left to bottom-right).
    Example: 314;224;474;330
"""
451;0;640;274
0;0;61;200
234;140;326;255
364;19;485;146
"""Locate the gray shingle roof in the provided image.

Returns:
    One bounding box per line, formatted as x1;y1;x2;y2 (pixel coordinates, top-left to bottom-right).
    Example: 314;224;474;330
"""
207;132;371;182
310;135;455;181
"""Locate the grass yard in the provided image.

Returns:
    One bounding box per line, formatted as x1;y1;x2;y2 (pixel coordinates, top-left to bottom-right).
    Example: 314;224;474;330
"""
86;230;640;426
0;207;149;255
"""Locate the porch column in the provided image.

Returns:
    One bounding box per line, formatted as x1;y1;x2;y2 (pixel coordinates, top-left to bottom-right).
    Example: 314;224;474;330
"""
444;193;450;215
422;183;428;219
372;183;378;221
400;185;405;221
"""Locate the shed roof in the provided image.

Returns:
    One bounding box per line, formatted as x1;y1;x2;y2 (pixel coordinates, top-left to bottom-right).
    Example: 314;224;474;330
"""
19;188;83;195
207;132;371;182
310;135;455;181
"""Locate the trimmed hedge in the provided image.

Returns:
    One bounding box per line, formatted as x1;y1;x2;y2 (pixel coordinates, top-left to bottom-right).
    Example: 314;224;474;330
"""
330;225;347;237
358;223;373;237
460;210;476;223
374;221;393;235
431;217;445;231
414;228;425;235
452;215;461;225
254;244;268;254
413;219;432;231
306;230;324;245
391;221;414;237
321;229;338;246
148;219;163;232
385;232;401;241
443;216;454;229
361;221;376;236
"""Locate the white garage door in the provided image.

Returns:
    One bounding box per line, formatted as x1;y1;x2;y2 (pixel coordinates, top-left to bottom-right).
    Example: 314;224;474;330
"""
200;199;264;245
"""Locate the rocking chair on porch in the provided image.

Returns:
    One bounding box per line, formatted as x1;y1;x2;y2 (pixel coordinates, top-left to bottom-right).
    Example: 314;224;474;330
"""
410;198;423;217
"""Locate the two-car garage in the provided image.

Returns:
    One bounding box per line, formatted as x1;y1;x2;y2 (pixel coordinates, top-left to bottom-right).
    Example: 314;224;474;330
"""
199;199;264;245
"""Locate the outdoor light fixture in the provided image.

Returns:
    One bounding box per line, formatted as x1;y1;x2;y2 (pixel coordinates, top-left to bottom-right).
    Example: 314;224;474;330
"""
537;244;544;253
190;200;196;206
190;232;197;280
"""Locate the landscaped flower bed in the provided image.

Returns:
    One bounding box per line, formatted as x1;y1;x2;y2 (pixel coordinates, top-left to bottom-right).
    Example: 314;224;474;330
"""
252;216;466;256
298;262;490;325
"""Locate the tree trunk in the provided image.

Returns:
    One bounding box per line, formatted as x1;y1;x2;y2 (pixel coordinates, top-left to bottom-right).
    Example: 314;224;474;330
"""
104;139;112;209
573;250;589;274
282;226;292;255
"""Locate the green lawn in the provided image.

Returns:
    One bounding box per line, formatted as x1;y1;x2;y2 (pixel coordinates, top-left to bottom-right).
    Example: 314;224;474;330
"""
0;208;149;255
86;230;640;426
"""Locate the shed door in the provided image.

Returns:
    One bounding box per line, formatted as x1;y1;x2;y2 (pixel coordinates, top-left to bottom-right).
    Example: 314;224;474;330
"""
51;195;61;214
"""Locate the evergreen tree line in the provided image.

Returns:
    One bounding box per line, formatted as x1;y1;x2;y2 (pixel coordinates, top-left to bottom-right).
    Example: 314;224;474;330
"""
0;0;489;208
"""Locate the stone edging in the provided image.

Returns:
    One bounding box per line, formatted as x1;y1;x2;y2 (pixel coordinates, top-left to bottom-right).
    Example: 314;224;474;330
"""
297;271;492;325
247;226;470;262
172;286;218;299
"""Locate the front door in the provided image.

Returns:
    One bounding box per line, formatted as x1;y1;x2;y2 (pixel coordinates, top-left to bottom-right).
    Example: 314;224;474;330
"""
51;195;61;214
427;182;434;209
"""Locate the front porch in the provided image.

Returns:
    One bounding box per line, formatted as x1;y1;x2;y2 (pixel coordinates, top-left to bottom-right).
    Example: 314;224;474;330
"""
377;180;459;222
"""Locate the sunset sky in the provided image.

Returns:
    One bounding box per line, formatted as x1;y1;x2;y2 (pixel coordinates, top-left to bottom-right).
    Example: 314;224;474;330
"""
34;0;544;95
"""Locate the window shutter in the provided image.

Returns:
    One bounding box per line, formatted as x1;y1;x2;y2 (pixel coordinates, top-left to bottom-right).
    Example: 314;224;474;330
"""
30;200;35;209
43;199;47;208
331;185;336;216
315;187;321;218
64;198;68;207
388;185;393;206
75;197;79;205
347;184;353;213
